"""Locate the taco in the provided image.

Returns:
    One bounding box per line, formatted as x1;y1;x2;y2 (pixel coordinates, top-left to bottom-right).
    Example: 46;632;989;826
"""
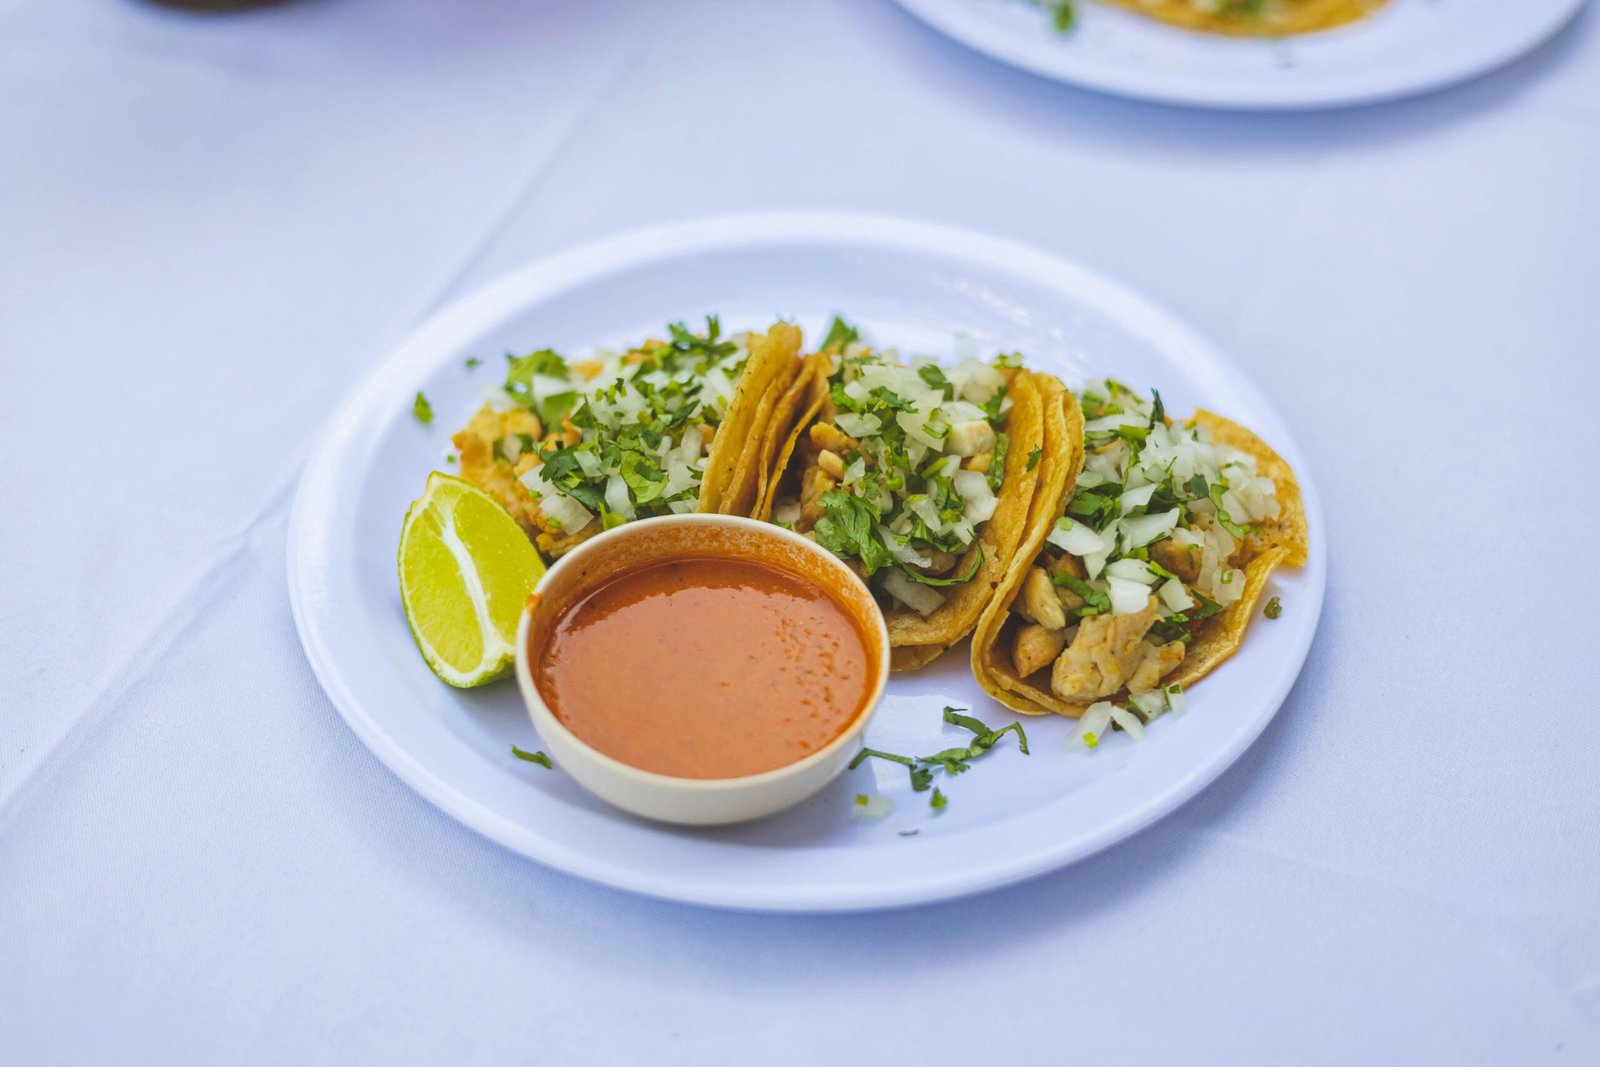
971;377;1308;718
1099;0;1388;37
452;317;805;559
760;320;1046;669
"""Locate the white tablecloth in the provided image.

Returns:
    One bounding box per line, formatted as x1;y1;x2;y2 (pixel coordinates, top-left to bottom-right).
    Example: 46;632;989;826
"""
4;1;1598;1061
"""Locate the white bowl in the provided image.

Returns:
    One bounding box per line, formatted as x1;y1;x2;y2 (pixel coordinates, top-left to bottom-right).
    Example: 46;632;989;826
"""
514;514;891;826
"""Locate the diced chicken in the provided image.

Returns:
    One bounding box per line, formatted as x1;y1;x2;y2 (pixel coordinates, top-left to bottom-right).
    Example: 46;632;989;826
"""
945;420;996;458
799;464;836;527
920;549;959;577
1127;639;1186;694
1019;566;1066;631
1150;538;1202;584
965;451;993;474
452;404;546;537
809;421;858;454
1050;596;1159;703
817;449;846;478
1047;552;1086;582
1012;624;1066;679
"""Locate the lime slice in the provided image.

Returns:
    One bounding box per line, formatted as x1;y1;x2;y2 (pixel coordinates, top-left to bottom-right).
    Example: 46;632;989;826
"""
398;472;545;687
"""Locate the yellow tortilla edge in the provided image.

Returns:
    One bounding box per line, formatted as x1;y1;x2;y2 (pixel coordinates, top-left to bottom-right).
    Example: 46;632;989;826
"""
698;322;803;514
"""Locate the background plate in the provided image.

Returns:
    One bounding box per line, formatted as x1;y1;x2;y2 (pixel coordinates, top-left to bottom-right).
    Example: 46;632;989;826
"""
888;0;1587;109
287;214;1327;912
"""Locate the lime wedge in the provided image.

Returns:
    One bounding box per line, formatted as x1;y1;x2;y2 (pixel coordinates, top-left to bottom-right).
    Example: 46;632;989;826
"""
398;472;545;687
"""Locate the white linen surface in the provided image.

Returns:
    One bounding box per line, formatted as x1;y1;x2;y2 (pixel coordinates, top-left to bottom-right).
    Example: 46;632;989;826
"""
2;1;1597;1062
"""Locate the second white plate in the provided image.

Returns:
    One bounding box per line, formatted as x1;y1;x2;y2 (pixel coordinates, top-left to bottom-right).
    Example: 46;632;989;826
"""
287;214;1326;911
889;0;1586;110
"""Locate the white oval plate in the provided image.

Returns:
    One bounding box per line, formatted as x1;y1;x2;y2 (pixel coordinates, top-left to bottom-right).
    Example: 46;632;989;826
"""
889;0;1586;110
288;214;1326;912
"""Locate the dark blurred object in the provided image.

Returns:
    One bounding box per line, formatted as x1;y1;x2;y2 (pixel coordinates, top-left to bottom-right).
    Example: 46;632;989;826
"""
143;0;294;10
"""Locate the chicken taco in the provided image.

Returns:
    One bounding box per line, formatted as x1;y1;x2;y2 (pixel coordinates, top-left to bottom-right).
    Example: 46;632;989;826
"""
760;320;1046;669
971;378;1307;720
1099;0;1388;37
452;317;805;559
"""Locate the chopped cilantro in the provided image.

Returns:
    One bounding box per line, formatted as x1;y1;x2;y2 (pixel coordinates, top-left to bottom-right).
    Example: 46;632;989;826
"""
1054;572;1111;617
822;316;859;353
1264;595;1283;619
987;432;1010;492
896;547;982;587
848;706;1029;816
917;363;953;398
465;356;482;370
813;490;894;575
1026;445;1041;472
511;746;552;769
412;391;434;425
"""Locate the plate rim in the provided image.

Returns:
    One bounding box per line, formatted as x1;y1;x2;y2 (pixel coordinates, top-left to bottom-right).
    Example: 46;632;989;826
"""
887;0;1588;110
287;211;1328;911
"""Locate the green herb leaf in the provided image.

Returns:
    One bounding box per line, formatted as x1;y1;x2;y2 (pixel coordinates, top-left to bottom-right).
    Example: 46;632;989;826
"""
930;787;948;812
987;432;1010;492
814;490;894;575
1053;572;1111;617
897;547;982;588
822;316;859;353
1026;445;1042;472
412;391;434;425
1264;595;1283;619
1207;481;1253;539
465;356;482;370
917;363;954;399
511;746;552;769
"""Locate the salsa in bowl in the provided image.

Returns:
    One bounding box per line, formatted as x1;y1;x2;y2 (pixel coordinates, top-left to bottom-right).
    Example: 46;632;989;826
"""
515;514;889;825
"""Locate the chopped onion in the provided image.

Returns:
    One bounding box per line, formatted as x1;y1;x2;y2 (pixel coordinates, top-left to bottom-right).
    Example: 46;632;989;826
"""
500;434;524;463
896;409;943;450
519;464;554;496
573;450;602;479
1047;518;1110;556
834;412;882;439
1082;548;1110;581
1119;508;1181;552
1129;689;1168;721
841;457;867;485
954;357;1003;403
663;457;697;497
1158;577;1195;612
1105;557;1156;585
1165;683;1187;715
1119;483;1156;512
1107;576;1152;615
539;492;593;535
951;469;997;525
1108;706;1147;741
882;568;944;617
604;474;633;520
1074;702;1116;749
1083;411;1145;435
772;500;801;524
678;426;702;462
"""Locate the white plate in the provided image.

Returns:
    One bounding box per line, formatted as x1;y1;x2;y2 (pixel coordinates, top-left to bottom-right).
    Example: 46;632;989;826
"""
889;0;1586;110
287;214;1326;912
